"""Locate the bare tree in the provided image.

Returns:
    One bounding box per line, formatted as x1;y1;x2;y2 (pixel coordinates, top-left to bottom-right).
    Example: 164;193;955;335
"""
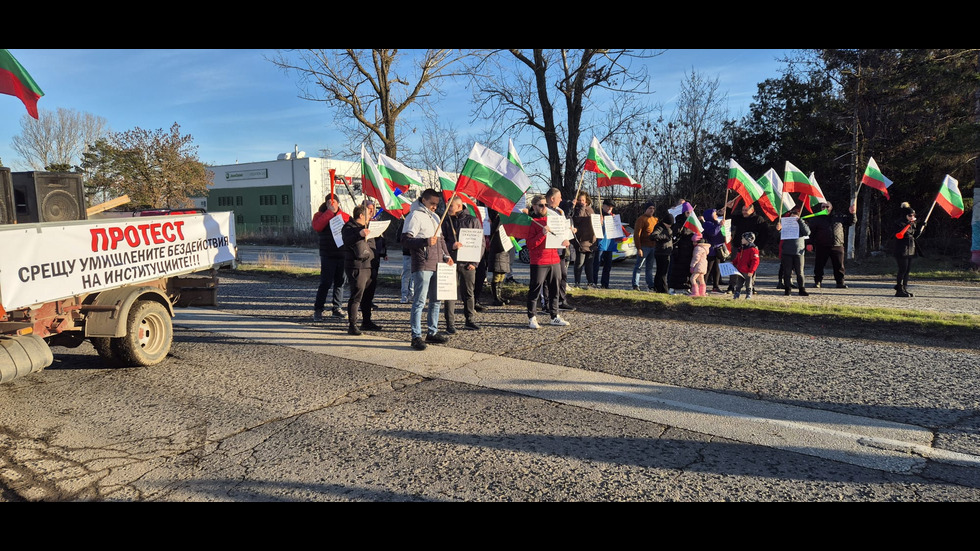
269;49;471;160
467;49;660;197
671;69;729;205
9;107;108;171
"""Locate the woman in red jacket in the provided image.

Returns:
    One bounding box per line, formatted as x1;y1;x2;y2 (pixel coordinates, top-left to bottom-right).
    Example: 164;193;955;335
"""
731;231;760;299
526;195;571;329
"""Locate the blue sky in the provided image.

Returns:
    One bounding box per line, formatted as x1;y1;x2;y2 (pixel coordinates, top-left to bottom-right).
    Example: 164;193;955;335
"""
1;49;791;172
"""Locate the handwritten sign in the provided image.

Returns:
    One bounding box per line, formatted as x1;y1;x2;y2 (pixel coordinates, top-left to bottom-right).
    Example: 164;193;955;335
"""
719;262;742;278
456;227;484;263
498;224;513;252
329;214;345;247
367;219;390;238
546;211;571;249
436;262;457;301
603;214;624;239
780;216;800;240
478;206;490;235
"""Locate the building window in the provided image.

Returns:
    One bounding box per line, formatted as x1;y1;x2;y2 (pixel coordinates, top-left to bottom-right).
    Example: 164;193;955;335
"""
259;195;277;206
217;196;234;207
236;196;243;206
283;215;291;224
282;194;289;205
236;214;244;224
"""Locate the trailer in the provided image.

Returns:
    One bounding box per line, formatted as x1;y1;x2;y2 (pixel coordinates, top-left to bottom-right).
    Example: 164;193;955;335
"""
0;211;236;383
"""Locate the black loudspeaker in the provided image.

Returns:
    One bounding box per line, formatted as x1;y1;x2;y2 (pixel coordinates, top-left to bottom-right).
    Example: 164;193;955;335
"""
0;168;14;225
12;171;87;223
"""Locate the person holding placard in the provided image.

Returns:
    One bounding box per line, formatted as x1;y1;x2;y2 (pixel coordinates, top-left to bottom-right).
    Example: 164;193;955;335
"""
593;199;617;289
405;189;454;351
441;196;484;333
545;187;575;311
487;209;513;306
312;193;350;322
526;195;570;329
777;206;811;296
571;191;598;289
341;205;379;335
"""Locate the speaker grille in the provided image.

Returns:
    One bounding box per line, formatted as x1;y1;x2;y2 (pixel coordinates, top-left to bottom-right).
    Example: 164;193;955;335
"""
0;168;14;225
12;172;87;223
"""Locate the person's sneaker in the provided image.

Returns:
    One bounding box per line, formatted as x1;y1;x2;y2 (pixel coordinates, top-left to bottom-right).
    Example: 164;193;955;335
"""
445;324;457;335
632;285;640;291
733;291;741;300
474;303;486;312
784;288;791;296
798;289;809;296
400;297;409;304
550;315;570;326
332;308;345;318
813;281;822;288
668;289;676;295
312;310;324;322
411;337;427;351
836;283;848;289
528;317;540;329
371;302;379;310
348;326;362;336
464;321;481;330
745;293;752;300
425;332;448;344
361;321;383;331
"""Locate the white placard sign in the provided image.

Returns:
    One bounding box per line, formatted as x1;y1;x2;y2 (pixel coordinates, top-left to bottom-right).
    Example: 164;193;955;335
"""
590;214;603;237
330;214;345;247
719;262;742;278
0;212;237;311
436;262;457;301
478;206;490;235
456;227;484;263
723;218;732;243
545;211;571;249
603;214;625;239
367;219;390;238
780;216;800;240
498;224;513;252
668;204;685;219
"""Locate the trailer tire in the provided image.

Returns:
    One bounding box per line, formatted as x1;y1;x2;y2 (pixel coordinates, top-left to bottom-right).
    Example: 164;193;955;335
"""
90;337;125;368
110;300;173;367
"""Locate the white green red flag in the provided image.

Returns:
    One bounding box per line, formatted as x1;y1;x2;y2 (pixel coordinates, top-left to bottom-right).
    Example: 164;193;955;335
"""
803;172;828;213
860;157;893;200
437;166;481;221
584;136;640;188
508;139;524;171
378;154;423;195
683;208;703;236
727;159;775;220
361;145;410;218
783;161;819;198
455;142;533;215
500;209;534;241
758;168;795;216
0;49;43;119
936;174;965;219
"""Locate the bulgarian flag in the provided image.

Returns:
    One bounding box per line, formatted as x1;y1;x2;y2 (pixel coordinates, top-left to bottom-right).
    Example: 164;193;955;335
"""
437;166;481;221
727;159;775;220
508;138;524;171
860;157;893;200
783;161;820;198
499;209;534;241
455;142;532;215
378;154;423;195
584;136;640;188
361;145;410;218
758;168;795;216
0;49;43;119
683;208;703;236
936;174;965;218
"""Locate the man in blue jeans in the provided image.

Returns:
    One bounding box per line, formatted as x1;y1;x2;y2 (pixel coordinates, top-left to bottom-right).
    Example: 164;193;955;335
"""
404;188;454;351
631;202;658;290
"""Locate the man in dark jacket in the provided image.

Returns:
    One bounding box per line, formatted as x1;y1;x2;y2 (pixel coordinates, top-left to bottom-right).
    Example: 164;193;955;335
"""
442;196;484;333
312;193;349;321
341;205;380;335
808;201;857;288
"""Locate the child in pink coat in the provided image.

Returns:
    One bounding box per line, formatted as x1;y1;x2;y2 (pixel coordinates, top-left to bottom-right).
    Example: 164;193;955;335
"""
689;234;711;296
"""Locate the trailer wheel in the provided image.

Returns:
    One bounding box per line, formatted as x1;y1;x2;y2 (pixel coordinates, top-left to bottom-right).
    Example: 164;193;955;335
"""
90;337;125;368
110;300;173;367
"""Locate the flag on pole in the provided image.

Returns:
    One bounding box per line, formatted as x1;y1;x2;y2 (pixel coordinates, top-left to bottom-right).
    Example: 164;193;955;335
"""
758;168;795;216
437;166;481;221
455;142;533;215
936;174;965;219
361;145;410;218
727;160;774;220
0;49;43;119
683;207;703;236
500;209;534;241
860;157;893;200
584;136;640;188
782;161;819;197
803;172;828;213
378;154;424;195
508;139;524;171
